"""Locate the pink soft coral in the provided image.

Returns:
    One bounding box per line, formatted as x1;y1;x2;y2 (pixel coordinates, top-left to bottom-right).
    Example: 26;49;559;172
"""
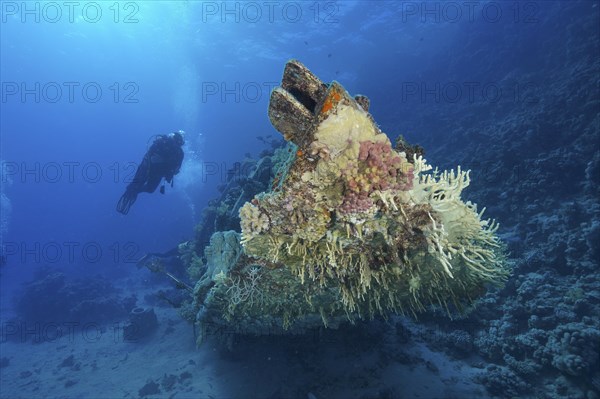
339;140;412;215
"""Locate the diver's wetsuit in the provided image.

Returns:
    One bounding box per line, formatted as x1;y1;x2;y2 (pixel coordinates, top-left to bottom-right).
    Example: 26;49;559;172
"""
116;134;184;215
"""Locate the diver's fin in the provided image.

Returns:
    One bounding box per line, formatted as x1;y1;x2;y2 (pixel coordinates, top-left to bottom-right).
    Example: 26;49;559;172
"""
116;191;137;214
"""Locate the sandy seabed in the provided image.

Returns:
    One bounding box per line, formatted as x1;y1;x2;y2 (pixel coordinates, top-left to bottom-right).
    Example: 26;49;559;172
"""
0;298;490;399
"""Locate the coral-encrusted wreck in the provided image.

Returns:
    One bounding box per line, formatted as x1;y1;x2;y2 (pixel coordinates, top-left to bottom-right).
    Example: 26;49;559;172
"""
191;60;509;342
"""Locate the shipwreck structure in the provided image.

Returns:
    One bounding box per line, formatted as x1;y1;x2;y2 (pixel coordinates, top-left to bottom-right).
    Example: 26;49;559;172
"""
186;60;509;342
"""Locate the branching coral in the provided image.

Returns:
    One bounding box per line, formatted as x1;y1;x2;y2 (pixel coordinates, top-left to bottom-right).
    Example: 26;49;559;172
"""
409;156;505;283
239;202;269;244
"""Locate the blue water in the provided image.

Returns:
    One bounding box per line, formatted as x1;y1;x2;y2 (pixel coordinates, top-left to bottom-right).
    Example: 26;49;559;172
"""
1;1;598;398
0;1;466;284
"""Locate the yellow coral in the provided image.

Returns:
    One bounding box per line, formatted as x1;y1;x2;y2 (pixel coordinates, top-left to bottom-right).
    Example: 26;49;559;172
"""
239;202;269;244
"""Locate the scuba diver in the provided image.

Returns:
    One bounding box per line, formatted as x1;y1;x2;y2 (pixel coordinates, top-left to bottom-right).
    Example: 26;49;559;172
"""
116;131;185;215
